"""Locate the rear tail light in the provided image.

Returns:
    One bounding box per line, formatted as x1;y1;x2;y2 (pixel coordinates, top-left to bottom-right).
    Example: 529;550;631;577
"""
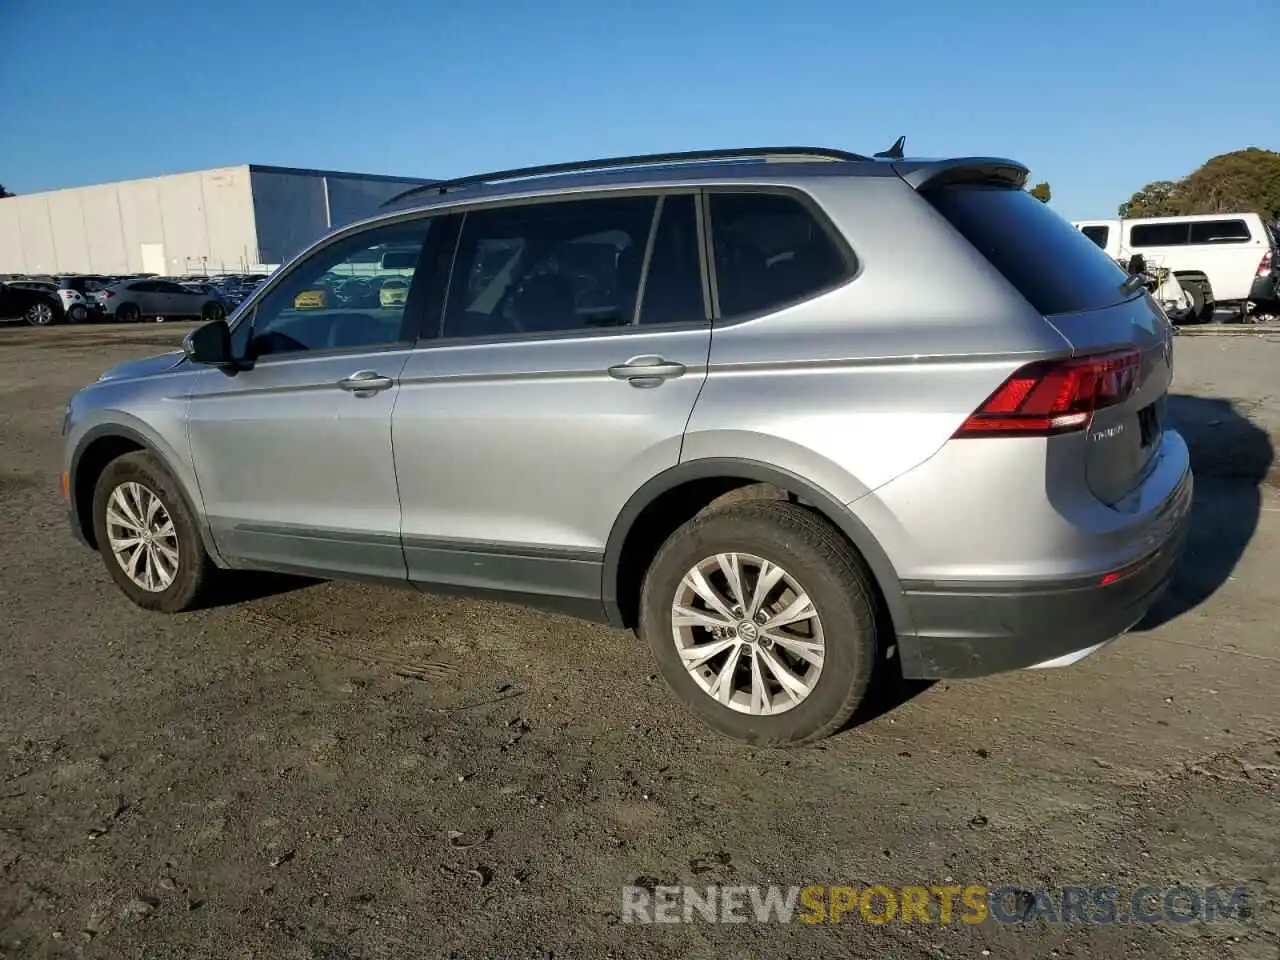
1258;251;1273;277
954;349;1141;438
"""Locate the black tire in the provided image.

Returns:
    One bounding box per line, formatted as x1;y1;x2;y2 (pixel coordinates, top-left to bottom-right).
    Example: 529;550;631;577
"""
68;304;88;323
1178;277;1214;324
116;303;142;323
91;451;216;613
202;301;225;321
24;301;56;326
638;501;878;746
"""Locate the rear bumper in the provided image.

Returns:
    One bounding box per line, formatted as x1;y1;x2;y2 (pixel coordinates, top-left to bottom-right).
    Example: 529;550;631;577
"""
1249;274;1279;304
896;465;1193;679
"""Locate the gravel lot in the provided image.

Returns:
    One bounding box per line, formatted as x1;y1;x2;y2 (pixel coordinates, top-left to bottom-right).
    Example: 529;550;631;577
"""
1;322;1277;960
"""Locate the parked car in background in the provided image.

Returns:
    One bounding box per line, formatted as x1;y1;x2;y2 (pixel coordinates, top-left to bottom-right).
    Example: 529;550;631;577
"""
293;288;328;310
179;281;233;307
379;277;410;308
63;144;1191;746
1073;213;1278;321
8;279;57;293
94;278;227;322
0;279;63;326
56;276;111;322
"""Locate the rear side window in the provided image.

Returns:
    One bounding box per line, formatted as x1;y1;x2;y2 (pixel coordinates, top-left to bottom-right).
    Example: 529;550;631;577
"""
709;192;850;319
1080;225;1109;248
1188;219;1252;243
1129;222;1189;247
923;185;1128;316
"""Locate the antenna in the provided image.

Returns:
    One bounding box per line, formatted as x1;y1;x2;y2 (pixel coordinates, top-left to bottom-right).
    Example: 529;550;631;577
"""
874;136;907;160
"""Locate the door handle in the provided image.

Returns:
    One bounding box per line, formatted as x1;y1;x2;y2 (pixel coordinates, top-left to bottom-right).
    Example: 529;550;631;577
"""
337;370;394;393
608;356;687;385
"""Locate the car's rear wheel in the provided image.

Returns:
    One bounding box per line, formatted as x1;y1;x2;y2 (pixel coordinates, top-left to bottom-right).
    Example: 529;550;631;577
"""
68;304;88;323
639;501;878;746
116;303;141;323
91;451;215;613
202;301;225;321
1177;276;1214;324
24;302;55;326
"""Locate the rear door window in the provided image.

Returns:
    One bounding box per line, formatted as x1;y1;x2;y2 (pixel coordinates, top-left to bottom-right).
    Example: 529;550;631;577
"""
923;185;1129;316
708;192;852;319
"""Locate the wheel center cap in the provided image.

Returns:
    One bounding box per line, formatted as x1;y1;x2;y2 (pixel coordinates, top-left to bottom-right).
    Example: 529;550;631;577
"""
737;620;760;644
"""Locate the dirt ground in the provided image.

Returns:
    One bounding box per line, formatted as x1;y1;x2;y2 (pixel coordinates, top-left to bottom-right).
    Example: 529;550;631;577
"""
0;321;1277;960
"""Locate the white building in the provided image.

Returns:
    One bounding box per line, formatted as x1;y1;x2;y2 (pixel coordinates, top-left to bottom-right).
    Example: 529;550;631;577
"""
0;165;434;277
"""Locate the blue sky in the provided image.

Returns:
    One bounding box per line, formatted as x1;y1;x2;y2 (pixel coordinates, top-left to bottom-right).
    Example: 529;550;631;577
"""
0;0;1274;222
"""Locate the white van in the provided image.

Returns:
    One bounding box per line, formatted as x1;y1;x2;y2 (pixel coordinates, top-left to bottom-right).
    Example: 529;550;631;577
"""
1072;213;1278;321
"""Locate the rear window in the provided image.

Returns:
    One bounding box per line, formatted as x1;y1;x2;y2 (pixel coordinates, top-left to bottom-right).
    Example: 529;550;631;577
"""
923;185;1129;316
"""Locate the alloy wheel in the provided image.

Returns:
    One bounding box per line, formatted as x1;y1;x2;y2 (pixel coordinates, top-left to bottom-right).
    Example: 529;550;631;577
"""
104;481;180;592
670;552;825;715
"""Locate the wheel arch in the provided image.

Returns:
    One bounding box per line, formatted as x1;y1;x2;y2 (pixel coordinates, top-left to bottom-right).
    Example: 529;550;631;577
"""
601;458;912;638
70;424;222;563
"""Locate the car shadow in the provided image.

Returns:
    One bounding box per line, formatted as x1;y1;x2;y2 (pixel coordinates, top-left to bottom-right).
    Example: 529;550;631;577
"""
189;571;319;610
848;659;935;728
840;604;936;732
1134;393;1274;630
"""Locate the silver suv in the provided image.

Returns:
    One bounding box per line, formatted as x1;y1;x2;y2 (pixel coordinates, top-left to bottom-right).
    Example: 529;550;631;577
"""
62;146;1192;745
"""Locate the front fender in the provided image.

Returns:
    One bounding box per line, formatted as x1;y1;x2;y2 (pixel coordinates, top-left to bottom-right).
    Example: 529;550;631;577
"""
65;405;225;567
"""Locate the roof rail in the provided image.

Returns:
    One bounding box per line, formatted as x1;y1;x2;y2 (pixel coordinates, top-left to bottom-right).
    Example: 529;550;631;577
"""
380;146;873;207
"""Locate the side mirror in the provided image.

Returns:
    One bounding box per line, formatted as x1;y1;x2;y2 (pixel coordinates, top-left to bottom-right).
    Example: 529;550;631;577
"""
183;318;235;367
1126;254;1147;276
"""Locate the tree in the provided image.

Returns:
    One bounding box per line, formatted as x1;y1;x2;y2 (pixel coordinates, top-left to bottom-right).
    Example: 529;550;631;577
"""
1028;182;1051;203
0;184;13;199
1117;179;1183;218
1118;149;1280;219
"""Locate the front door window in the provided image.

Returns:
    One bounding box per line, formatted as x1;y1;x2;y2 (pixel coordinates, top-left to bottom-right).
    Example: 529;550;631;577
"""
245;219;433;358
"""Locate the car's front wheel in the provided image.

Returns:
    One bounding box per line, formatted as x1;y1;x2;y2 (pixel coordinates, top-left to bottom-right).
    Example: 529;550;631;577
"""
91;451;215;612
202;301;225;321
639;501;878;746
